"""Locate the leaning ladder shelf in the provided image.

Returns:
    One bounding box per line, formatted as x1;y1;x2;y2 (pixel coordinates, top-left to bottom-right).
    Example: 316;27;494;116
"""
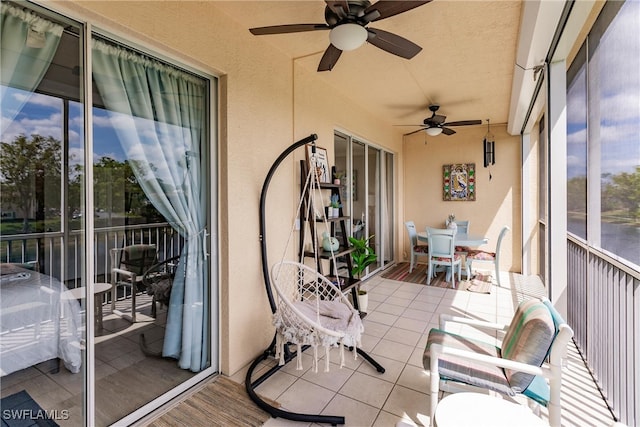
298;160;362;312
245;135;385;426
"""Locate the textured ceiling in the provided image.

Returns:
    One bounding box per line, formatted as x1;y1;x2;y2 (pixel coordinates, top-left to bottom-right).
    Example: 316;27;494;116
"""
214;1;522;132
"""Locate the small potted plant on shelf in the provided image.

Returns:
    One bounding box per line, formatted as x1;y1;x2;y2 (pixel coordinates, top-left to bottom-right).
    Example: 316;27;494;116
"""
329;194;341;218
348;234;377;313
333;171;345;185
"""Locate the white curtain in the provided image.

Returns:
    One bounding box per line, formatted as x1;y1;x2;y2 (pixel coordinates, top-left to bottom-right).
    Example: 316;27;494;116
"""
0;3;63;133
92;38;209;372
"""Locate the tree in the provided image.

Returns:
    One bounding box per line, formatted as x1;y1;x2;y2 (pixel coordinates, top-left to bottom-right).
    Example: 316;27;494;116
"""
0;134;61;231
605;166;640;221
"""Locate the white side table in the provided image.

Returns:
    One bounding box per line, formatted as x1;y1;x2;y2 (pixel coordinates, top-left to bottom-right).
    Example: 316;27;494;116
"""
435;392;548;427
62;283;112;330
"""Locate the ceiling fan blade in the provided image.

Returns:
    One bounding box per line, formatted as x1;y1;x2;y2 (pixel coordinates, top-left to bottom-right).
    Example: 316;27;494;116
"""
430;114;447;125
442;127;456;136
365;0;433;22
367;28;422;59
404;127;427;136
318;44;343;71
249;24;329;36
443;120;483;127
325;0;349;18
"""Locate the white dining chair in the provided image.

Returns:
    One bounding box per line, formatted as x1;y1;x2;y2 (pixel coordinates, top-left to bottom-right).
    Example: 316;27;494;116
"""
426;227;462;288
465;225;510;286
404;221;429;273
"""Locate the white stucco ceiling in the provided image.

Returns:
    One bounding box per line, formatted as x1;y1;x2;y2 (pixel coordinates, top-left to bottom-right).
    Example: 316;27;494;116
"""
214;0;524;134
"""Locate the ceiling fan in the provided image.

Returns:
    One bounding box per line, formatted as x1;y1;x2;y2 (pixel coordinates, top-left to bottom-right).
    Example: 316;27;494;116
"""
249;0;432;72
401;104;482;136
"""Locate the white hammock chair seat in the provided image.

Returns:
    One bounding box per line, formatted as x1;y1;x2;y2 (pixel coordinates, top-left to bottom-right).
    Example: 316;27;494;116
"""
271;260;364;372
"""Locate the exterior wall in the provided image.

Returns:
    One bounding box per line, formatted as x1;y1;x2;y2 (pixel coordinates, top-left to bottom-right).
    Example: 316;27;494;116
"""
402;124;522;274
51;1;403;376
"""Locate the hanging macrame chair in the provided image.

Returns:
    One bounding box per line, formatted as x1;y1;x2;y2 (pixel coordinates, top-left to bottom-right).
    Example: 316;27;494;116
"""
270;135;364;372
246;134;383;426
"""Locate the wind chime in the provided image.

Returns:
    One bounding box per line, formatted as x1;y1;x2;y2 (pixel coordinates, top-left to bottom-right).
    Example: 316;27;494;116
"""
483;119;495;180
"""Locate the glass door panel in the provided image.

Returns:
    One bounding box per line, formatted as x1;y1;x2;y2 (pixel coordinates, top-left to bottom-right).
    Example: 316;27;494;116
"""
1;6;86;425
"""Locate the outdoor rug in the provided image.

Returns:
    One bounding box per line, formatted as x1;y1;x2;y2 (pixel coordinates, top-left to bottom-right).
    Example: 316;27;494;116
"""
1;390;59;427
380;262;493;293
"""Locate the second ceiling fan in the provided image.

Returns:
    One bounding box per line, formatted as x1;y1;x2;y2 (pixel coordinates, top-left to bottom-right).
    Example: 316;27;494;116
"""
402;104;482;136
249;0;432;71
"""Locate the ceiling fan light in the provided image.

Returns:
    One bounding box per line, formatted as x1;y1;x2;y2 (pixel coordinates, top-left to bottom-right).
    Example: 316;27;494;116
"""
329;23;368;51
426;127;443;136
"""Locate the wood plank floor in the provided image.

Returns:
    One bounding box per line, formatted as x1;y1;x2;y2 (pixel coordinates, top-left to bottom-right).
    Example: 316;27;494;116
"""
145;376;274;427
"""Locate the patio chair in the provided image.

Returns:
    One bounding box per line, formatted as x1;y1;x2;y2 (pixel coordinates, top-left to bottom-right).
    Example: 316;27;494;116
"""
141;255;180;318
465;225;510;286
424;297;574;427
426;227;462;288
404;221;429;273
110;244;158;322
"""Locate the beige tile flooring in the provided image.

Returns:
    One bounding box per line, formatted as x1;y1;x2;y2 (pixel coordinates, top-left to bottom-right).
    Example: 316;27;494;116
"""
233;268;617;427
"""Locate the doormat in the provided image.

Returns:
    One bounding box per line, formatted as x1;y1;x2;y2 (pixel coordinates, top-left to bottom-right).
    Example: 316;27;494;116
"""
1;390;59;427
380;263;492;293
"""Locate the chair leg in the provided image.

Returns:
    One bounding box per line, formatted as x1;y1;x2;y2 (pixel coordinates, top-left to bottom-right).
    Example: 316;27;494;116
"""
409;254;415;273
495;261;501;287
466;259;472;281
430;351;441;425
427;262;433;284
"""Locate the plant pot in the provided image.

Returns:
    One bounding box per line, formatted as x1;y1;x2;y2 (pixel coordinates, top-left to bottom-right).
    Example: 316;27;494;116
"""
333;178;341;185
357;292;369;313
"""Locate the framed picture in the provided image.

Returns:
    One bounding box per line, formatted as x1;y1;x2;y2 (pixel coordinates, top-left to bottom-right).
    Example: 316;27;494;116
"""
443;163;476;201
305;144;330;183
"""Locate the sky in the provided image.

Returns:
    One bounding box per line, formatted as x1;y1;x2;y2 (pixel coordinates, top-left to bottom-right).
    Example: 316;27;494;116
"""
565;0;640;180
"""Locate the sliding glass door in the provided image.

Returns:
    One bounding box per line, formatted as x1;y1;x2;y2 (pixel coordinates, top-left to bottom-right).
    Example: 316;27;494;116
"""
1;3;216;426
334;131;394;278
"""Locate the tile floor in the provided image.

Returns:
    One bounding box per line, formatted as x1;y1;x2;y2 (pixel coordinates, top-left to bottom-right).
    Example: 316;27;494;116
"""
233;268;617;427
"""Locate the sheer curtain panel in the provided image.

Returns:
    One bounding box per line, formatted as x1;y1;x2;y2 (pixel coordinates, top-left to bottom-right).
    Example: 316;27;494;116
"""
92;37;209;372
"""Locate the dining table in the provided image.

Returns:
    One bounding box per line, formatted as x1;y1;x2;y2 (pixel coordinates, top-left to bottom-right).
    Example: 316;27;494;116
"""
417;231;489;280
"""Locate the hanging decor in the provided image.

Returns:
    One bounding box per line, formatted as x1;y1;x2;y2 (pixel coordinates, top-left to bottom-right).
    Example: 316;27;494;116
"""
483;119;495;180
443;163;476;201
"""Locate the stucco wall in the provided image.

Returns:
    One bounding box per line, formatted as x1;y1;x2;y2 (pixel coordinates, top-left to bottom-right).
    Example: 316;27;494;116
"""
402;124;522;274
52;0;404;376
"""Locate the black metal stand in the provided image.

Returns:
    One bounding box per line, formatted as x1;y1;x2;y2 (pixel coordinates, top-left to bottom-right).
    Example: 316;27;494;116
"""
246;134;385;426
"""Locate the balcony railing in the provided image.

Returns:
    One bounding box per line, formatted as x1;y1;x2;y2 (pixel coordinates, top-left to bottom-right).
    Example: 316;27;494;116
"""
567;235;639;426
1;223;183;291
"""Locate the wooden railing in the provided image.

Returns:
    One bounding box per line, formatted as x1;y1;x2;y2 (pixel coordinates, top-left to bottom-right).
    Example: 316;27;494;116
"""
567;235;639;426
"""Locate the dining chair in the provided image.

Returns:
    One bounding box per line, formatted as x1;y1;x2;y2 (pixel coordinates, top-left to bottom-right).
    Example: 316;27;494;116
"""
465;225;510;286
426;227;462;288
404;221;429;273
110;244;158;322
424;296;574;427
453;220;470;234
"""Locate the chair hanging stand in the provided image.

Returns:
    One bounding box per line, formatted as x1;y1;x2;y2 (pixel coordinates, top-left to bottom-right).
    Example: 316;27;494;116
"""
245;134;384;426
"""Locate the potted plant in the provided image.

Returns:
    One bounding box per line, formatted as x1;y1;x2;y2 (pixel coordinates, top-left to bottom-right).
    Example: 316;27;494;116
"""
333;171;345;185
329;194;341;218
348;235;377;313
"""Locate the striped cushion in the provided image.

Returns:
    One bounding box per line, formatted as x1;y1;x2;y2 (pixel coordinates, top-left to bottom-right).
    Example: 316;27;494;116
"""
424;328;514;396
501;298;555;392
467;250;496;261
413;245;429;253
